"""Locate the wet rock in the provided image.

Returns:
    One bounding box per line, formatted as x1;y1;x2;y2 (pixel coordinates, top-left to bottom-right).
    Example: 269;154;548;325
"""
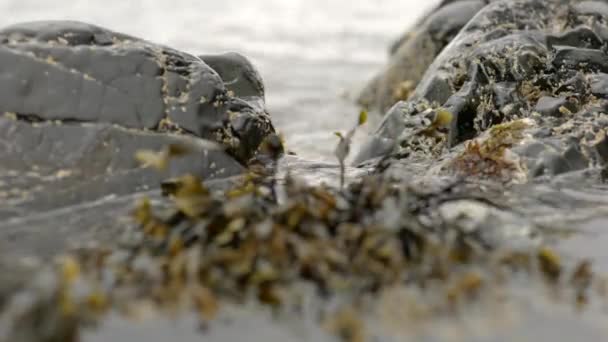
437;199;535;248
552;47;608;74
353;135;396;166
523;141;590;177
492;82;518;110
573;1;608;18
0;22;273;262
200;52;265;100
534;96;577;117
589;73;608;98
546;26;604;50
0;115;244;219
358;0;486;113
0;21;275;163
590;130;608;164
444;80;482;147
352;102;416;163
416;73;453;106
556;72;587;95
356;0;608;183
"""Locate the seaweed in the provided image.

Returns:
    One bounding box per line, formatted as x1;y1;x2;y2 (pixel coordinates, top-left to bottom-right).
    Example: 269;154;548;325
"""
334;111;368;188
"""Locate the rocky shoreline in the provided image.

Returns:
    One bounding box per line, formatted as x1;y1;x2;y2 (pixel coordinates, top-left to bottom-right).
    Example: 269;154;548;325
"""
1;1;608;341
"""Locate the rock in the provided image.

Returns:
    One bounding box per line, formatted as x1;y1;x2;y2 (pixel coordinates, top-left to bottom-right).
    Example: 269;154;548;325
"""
356;0;608;182
553;47;608;74
0;21;275;260
556;72;587;95
546;26;604;50
358;0;486;114
589;73;608;98
200;52;265;100
437;199;535;247
534;96;577;117
590;130;608;164
522;140;590;177
574;1;608;18
0;21;276;164
0;174;242;266
0;115;244;219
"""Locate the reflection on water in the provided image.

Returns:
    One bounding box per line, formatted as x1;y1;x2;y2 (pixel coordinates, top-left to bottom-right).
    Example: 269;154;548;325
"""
1;0;438;160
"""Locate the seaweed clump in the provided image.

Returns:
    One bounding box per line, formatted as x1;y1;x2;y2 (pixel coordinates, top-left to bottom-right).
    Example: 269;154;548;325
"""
448;119;534;182
0;159;604;342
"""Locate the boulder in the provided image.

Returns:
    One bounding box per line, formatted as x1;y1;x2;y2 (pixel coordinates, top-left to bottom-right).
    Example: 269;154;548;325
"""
358;0;487;114
0;21;276;258
0;21;275;163
356;0;608;183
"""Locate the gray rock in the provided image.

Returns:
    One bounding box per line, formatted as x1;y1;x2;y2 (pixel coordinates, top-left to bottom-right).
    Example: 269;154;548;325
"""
591;130;608;164
514;140;590;177
589;73;608;98
200;52;265;100
0;115;244;219
356;0;608;182
553;47;608;74
547;26;604;50
0;20;280;234
0;22;274;266
358;0;487;113
574;1;608;18
0;21;276;163
534;96;577;117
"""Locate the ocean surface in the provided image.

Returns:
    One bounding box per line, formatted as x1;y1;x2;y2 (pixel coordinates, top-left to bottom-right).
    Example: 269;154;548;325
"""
1;0;438;161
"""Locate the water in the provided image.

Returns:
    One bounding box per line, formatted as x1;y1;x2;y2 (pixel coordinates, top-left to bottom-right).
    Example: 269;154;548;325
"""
1;0;438;161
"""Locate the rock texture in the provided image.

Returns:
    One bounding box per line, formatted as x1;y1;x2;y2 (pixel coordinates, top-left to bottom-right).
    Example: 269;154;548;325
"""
0;116;243;219
0;21;276;255
0;21;275;163
358;0;487;113
356;0;608;184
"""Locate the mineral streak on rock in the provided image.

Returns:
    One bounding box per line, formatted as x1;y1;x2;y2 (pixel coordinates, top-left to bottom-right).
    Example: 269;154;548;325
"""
356;0;608;183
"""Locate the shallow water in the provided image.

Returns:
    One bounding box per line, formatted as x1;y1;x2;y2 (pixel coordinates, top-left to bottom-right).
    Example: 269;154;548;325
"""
1;0;438;161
